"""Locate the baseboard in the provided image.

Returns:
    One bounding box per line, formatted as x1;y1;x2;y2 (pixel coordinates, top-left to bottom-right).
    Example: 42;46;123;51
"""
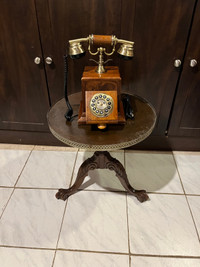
0;130;199;151
0;129;63;146
132;135;200;151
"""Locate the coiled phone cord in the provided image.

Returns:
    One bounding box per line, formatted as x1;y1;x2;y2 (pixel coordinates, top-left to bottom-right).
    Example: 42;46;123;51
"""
64;55;77;121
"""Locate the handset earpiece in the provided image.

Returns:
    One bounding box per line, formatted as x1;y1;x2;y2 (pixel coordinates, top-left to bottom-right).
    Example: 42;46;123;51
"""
70;52;86;59
117;43;134;60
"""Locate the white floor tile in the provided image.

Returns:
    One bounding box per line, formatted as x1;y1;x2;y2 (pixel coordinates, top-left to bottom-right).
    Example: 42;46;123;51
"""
173;152;200;194
187;196;200;237
58;191;128;253
0;189;65;248
71;151;125;191
0;149;31;186
125;151;183;193
54;251;129;267
0;247;54;267
127;194;200;256
17;150;77;188
131;256;200;267
0;188;13;216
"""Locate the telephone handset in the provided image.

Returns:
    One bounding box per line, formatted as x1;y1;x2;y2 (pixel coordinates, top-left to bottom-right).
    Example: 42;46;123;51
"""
67;34;134;130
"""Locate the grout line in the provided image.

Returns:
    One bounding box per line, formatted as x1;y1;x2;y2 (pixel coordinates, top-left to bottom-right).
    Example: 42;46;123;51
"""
126;193;132;267
73;190;190;196
77;189;126;193
14;146;35;187
57;248;129;256
0;186;14;189
51;149;79;267
124;151;132;267
146;193;200;197
51;201;68;267
0;244;200;259
0;147;35;221
67;149;79;188
1;184;200;197
0;187;15;220
0;245;55;251
172;153;186;195
12;187;62;190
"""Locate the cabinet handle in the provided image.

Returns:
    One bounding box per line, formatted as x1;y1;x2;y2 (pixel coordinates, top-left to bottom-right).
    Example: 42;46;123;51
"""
45;57;53;64
189;59;197;68
174;59;181;68
34;57;41;64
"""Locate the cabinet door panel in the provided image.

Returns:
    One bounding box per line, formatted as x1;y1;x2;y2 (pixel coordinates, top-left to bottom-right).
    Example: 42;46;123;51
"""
120;0;195;135
168;0;200;137
0;0;50;132
36;0;122;105
36;0;195;136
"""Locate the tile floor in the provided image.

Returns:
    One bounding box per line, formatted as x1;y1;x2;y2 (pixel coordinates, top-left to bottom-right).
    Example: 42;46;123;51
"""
0;144;200;266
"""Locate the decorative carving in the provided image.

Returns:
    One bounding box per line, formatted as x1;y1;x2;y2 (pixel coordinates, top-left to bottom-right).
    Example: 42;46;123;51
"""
56;151;149;203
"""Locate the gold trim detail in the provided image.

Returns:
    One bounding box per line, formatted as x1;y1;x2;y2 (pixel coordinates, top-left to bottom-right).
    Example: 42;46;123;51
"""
90;93;114;118
48;120;156;152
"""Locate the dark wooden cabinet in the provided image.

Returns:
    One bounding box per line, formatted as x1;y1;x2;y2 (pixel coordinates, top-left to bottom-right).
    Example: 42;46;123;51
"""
0;0;50;132
120;0;196;136
35;0;125;105
0;0;200;149
168;0;200;138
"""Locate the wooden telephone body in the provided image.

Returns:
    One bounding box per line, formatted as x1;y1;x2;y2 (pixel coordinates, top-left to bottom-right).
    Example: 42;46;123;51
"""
68;34;134;128
78;65;125;125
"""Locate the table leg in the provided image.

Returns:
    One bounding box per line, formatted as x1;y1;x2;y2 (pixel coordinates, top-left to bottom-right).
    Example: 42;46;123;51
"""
56;151;149;202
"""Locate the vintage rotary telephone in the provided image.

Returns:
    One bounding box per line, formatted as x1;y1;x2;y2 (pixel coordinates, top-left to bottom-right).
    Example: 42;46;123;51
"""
65;34;134;130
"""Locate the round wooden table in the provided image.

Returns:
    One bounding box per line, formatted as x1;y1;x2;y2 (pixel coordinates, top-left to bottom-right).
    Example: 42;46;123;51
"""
47;92;156;202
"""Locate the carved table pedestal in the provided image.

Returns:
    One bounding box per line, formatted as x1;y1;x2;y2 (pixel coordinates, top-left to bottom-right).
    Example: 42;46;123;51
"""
47;92;156;203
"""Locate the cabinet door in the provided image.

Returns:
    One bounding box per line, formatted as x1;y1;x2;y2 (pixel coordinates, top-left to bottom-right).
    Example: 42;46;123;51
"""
120;0;196;135
0;0;50;132
168;0;200;137
36;0;195;135
35;0;122;105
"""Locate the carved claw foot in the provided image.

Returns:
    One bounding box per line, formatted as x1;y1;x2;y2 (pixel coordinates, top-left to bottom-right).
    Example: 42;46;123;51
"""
55;189;71;201
133;190;150;203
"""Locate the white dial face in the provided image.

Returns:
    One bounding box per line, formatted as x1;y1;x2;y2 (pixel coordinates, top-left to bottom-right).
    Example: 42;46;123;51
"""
96;99;107;109
90;93;114;117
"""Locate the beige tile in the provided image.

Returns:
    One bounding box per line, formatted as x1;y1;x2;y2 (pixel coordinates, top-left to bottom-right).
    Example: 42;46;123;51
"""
17;150;77;188
54;251;129;267
0;188;13;215
0;189;65;248
58;191;128;253
131;256;200;267
128;194;200;256
125;151;183;193
187;196;200;237
173;152;200;194
0;149;31;186
0;247;54;267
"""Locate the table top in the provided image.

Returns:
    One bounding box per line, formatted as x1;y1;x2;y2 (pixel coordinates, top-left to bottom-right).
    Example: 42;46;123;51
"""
47;92;156;151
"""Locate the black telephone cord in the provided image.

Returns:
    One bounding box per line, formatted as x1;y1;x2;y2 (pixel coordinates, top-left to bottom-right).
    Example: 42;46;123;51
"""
64;55;77;121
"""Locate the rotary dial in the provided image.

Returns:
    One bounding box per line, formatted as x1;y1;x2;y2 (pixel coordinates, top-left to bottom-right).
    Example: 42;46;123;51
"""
90;93;114;117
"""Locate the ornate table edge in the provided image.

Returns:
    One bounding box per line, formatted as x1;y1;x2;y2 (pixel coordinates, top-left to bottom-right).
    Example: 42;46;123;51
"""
48;120;156;151
47;94;157;151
